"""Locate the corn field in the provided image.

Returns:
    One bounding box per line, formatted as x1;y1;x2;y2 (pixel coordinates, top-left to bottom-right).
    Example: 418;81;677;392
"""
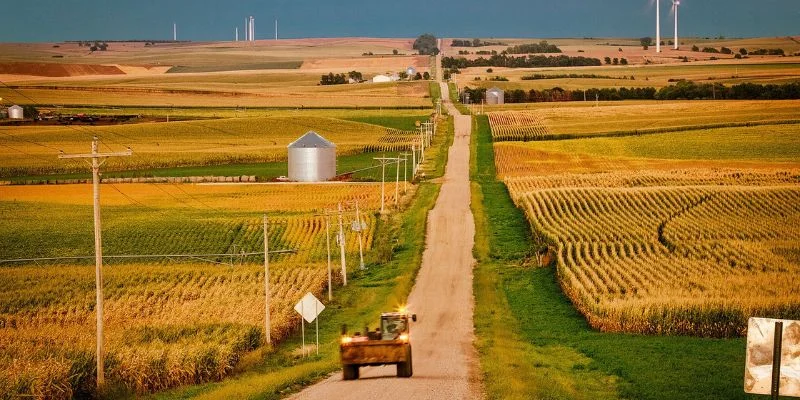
487;111;552;141
507;171;800;337
0;182;409;397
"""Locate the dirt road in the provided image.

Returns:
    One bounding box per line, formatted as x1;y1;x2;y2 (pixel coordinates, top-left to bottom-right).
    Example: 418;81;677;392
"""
288;79;481;399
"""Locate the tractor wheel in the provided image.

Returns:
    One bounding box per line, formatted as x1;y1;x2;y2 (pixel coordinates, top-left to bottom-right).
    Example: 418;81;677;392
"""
343;364;360;380
396;346;413;377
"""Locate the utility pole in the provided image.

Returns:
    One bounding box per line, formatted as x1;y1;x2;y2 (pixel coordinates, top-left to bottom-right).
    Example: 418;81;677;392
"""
338;203;347;286
58;136;131;389
325;211;332;300
394;157;400;206
411;144;417;177
263;214;271;345
355;201;365;270
400;152;410;193
373;156;398;213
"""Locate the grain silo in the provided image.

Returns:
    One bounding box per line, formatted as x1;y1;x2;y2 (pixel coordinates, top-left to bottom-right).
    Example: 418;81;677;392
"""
486;87;504;105
8;105;23;119
287;131;336;182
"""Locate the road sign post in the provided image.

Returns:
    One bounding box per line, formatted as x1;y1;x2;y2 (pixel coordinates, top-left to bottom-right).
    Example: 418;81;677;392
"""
294;292;325;356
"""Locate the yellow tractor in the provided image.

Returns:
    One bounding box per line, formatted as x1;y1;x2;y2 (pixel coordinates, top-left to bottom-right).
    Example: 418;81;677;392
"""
340;310;417;380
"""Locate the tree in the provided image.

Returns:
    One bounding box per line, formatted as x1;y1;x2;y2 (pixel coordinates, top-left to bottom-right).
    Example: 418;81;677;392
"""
423;71;431;80
604;57;612;65
640;37;653;47
739;48;748;55
393;49;399;55
486;68;493;73
612;58;619;65
620;58;628;65
472;38;482;47
413;34;439;55
692;45;700;52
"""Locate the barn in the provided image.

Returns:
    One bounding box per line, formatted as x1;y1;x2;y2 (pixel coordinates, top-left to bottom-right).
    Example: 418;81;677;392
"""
486;87;504;105
372;74;392;83
287;131;337;182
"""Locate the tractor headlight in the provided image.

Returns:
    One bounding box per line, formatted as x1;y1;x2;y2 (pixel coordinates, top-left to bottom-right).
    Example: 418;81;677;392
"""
341;336;353;345
399;333;409;342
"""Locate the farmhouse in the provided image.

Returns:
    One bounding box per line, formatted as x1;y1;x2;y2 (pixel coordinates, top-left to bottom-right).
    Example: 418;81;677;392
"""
287;131;336;182
486;87;504;105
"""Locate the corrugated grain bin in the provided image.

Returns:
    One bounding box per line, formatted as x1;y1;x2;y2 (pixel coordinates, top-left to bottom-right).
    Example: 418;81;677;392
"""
8;105;23;119
287;131;336;182
486;87;504;105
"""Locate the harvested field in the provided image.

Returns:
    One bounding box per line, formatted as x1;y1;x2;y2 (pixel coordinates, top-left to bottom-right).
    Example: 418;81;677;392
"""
0;62;125;77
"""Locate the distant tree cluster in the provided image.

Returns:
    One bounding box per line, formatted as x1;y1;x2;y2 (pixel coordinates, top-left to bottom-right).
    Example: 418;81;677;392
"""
413;34;439;55
460;81;800;104
442;54;601;69
749;48;786;56
504;41;561;54
521;73;626;80
450;38;507;47
603;57;628;65
319;71;363;85
655;81;800;100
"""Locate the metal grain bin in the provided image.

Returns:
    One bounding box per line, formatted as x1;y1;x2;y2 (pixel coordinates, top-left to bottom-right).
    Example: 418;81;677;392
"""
8;105;23;119
287;131;336;182
486;87;504;105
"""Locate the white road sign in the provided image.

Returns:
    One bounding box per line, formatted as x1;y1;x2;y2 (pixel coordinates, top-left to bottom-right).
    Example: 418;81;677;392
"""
294;292;325;323
745;317;800;397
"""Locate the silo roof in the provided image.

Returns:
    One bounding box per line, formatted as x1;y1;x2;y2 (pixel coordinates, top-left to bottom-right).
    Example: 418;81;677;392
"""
287;131;336;149
487;87;503;93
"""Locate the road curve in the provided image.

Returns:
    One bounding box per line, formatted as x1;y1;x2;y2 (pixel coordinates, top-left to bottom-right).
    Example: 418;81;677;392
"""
288;72;482;399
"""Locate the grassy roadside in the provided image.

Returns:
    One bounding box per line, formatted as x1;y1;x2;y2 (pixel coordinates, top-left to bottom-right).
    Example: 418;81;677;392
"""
470;114;621;399
151;181;440;400
449;82;471;115
471;114;755;400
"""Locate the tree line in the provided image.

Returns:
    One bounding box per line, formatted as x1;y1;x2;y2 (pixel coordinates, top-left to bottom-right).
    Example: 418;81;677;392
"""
451;38;507;47
320;71;363;85
505;41;561;54
442;54;602;69
460;81;800;103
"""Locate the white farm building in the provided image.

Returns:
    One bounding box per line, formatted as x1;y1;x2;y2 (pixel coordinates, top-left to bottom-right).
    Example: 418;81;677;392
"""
287;131;337;182
372;74;392;83
486;87;505;105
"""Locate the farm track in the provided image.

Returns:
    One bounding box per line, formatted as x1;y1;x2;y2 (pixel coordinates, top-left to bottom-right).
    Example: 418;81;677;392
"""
290;67;483;399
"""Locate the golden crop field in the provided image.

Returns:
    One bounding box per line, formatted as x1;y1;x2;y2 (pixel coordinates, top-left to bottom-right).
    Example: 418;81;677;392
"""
486;100;800;141
488;104;800;337
509;176;800;337
0;180;410;397
0;116;419;177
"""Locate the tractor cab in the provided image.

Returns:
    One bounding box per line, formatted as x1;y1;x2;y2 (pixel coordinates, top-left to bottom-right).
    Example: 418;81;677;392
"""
380;312;415;340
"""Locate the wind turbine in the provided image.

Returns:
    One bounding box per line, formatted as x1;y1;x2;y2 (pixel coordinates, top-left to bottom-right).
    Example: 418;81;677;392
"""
656;0;661;53
672;0;680;50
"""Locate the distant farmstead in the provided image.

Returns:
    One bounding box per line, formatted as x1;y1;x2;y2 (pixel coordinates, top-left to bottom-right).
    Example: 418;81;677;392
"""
372;74;392;83
486;87;504;105
287;131;337;182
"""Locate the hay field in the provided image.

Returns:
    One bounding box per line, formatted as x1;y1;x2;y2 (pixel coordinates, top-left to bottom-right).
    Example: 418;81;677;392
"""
485;106;800;337
0;38;433;107
0;115;421;177
0;179;408;397
486;100;800;141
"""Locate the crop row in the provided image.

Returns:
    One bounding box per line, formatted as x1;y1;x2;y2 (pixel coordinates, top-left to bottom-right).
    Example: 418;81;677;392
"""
516;184;800;337
487;111;551;141
0;262;329;397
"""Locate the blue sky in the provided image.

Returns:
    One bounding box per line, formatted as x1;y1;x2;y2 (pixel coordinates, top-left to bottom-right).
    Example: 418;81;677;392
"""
0;0;797;42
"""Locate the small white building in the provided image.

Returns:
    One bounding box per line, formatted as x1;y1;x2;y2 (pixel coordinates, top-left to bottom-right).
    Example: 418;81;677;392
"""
8;105;23;119
372;74;392;83
486;87;505;105
287;131;337;182
389;73;401;82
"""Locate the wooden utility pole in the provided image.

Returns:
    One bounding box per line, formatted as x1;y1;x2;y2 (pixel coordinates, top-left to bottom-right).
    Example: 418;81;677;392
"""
263;214;271;345
58;136;131;388
373;156;399;213
400;152;410;193
355;201;365;270
337;203;347;286
325;211;332;300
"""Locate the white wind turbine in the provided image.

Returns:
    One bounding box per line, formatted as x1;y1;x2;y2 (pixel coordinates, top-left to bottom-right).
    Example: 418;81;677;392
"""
655;0;661;53
672;0;681;50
